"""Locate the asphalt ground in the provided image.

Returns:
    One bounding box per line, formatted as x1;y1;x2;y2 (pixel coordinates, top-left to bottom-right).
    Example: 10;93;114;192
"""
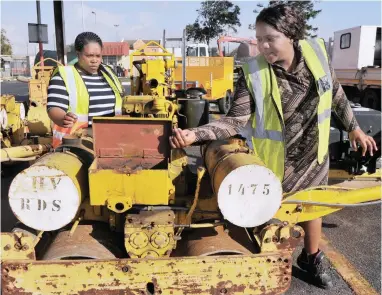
1;81;381;295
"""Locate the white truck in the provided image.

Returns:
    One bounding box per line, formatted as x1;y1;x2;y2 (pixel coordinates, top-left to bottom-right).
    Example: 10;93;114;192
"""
165;43;209;58
327;26;381;110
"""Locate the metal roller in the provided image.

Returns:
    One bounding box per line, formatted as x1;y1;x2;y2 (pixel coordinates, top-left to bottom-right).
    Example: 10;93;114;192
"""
42;223;124;260
8;151;88;231
202;139;283;228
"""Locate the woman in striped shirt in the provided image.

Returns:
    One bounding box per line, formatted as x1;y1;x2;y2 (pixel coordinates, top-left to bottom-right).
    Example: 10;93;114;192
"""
47;32;123;130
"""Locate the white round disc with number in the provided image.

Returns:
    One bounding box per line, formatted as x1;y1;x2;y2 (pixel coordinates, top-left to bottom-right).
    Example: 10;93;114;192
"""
9;166;81;231
218;164;283;227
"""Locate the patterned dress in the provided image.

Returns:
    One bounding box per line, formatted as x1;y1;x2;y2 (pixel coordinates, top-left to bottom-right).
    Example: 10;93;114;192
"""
191;44;359;193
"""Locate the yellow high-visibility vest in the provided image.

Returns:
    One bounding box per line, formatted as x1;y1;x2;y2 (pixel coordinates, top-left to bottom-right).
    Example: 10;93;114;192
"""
241;38;333;181
50;64;123;147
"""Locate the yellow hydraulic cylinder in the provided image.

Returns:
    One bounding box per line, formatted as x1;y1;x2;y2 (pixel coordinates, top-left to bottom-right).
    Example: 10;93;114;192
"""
1;144;51;162
8;152;88;231
202;139;283;227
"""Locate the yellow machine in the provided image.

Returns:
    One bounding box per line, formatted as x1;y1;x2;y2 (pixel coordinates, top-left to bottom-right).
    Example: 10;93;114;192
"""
1;43;381;295
0;59;57;165
174;56;234;114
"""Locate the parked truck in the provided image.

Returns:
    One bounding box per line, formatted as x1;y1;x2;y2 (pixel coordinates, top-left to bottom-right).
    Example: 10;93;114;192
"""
328;26;381;110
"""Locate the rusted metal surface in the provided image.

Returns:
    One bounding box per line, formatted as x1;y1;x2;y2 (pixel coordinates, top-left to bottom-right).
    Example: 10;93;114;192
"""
42;223;125;260
96;157;166;172
319;233;380;295
1;144;51;162
256;224;304;253
181;225;255;256
1;232;35;261
92;118;172;166
125;210;176;258
2;251;293;295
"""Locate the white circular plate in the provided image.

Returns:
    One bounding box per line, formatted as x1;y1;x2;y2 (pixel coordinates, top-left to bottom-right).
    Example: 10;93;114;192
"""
9;166;80;231
0;108;8;129
218;164;283;227
18;103;26;121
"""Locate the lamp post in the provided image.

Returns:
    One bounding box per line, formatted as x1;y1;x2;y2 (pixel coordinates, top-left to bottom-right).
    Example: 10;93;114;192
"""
92;11;97;25
81;1;85;31
114;24;119;41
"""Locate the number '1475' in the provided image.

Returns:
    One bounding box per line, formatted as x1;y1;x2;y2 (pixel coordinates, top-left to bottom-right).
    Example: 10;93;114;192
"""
228;184;270;195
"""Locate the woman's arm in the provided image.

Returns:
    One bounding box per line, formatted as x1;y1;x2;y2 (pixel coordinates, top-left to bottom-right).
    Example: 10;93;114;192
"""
170;75;255;148
330;64;359;132
47;73;77;127
192;75;254;142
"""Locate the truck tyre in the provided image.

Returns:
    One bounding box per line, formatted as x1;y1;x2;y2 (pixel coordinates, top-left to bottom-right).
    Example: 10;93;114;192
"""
218;91;232;114
362;88;381;111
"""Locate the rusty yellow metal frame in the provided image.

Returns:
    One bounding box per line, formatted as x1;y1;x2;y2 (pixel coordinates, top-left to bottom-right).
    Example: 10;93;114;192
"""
275;185;381;223
1;239;293;295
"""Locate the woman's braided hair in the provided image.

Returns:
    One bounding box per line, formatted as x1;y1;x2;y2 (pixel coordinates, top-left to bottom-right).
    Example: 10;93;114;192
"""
74;32;103;52
256;3;307;41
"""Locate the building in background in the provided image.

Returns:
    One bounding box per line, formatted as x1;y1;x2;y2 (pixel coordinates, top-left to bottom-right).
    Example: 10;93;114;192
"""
1;55;30;78
102;41;129;75
0;56;13;78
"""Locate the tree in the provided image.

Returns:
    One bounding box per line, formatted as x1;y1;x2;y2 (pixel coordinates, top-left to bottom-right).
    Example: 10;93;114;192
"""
1;29;13;55
248;1;322;38
186;1;241;46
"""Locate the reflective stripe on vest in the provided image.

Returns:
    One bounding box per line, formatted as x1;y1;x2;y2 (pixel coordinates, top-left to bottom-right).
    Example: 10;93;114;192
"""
50;64;123;147
103;65;123;94
62;66;78;114
306;39;333;95
247;58;284;142
243;38;333;181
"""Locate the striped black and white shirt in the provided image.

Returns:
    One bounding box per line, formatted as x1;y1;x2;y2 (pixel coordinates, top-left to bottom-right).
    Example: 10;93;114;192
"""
47;64;118;125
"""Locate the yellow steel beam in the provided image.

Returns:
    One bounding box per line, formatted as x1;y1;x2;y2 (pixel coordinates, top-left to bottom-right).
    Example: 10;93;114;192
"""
2;250;293;295
275;186;381;223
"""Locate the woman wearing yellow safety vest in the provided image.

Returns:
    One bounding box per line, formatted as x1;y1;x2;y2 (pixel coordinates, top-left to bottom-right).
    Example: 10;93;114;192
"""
169;4;377;289
47;32;124;148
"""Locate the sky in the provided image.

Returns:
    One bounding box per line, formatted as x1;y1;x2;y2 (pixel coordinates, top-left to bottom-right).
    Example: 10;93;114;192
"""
1;0;381;56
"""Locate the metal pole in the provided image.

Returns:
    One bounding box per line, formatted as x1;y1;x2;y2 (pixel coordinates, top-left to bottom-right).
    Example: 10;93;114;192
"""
114;24;119;41
162;29;166;49
36;0;44;66
92;12;96;26
53;0;66;65
81;1;85;31
182;28;186;89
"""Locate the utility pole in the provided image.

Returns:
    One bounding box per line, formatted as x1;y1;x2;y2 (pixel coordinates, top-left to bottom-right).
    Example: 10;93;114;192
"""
81;1;85;31
36;0;44;66
182;28;186;89
114;24;119;41
53;0;66;65
92;11;96;25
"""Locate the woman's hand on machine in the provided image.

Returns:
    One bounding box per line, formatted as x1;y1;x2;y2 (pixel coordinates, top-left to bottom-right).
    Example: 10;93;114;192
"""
170;128;196;148
62;112;78;128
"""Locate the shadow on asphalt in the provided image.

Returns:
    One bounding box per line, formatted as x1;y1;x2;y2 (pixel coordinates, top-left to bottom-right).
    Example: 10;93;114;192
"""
322;222;339;229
